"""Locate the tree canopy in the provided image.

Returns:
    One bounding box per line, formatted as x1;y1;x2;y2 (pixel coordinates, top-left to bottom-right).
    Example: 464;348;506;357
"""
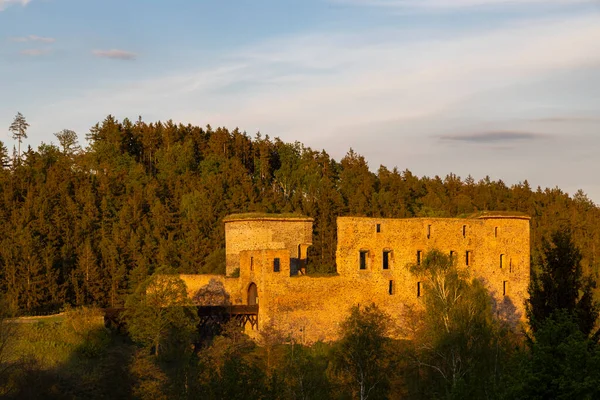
0;115;599;314
526;230;599;336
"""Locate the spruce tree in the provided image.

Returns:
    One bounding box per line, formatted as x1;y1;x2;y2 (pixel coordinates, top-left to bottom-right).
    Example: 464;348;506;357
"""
527;229;599;337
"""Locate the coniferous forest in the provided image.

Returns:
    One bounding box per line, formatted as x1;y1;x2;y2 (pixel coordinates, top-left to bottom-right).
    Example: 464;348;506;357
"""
1;114;600;399
0;114;599;313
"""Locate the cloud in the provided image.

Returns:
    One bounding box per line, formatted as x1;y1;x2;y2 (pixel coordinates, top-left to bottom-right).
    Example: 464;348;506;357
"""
0;0;31;11
20;48;51;56
332;0;594;10
439;131;545;144
11;35;55;43
40;14;600;147
531;116;600;123
92;49;137;60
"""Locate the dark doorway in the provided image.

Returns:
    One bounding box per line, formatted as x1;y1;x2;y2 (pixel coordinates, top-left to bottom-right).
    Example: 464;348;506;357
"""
248;283;258;305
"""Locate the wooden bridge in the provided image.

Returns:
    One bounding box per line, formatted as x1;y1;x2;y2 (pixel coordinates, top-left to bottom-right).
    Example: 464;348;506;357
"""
197;305;259;331
103;305;259;337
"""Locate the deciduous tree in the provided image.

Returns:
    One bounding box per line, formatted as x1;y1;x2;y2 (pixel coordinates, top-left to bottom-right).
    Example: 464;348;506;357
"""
54;129;81;155
124;272;198;358
333;303;392;400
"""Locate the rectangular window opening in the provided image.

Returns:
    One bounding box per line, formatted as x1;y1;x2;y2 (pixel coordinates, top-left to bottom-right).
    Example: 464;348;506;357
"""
500;254;504;269
273;257;280;273
495;227;498;238
383;251;390;270
503;280;508;296
462;225;467;238
376;223;381;233
450;250;455;258
466;251;471;266
359;251;368;270
417;250;422;265
388;280;394;295
250;256;254;271
427;224;431;239
417;282;422;298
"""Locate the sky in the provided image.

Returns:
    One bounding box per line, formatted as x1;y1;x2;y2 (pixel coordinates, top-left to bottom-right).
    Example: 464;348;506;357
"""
1;0;599;202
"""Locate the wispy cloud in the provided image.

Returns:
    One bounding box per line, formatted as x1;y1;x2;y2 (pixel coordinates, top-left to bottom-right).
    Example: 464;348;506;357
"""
531;116;600;123
92;49;137;61
11;35;55;43
440;131;545;143
332;0;594;10
0;0;31;12
44;14;600;144
20;48;51;56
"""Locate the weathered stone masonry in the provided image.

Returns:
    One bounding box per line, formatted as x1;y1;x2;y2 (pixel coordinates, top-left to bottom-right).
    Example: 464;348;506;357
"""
182;213;530;342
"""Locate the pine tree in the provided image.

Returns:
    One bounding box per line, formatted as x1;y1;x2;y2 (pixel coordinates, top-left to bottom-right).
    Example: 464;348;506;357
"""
9;112;29;161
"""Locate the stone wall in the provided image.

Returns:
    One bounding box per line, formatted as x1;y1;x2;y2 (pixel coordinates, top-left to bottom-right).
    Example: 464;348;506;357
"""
181;213;530;343
224;215;313;276
336;215;530;324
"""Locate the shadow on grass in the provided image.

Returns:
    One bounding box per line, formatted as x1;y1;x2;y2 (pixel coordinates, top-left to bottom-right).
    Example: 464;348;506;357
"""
0;318;136;399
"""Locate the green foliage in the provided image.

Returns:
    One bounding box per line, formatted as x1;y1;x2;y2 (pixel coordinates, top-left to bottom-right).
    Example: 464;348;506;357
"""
63;306;111;358
281;342;333;400
503;311;600;400
333;303;392;400
409;250;514;399
527;229;599;336
124;272;198;359
54;129;81;155
0;116;599;312
202;248;226;274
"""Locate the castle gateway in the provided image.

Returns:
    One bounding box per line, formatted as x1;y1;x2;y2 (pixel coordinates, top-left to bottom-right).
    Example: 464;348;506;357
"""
182;213;530;342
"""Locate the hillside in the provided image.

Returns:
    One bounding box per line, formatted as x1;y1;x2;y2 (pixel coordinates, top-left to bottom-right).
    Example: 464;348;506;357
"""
0;115;598;314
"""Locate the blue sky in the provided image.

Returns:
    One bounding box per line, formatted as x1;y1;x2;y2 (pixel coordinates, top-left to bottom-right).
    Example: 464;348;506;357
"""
1;0;599;202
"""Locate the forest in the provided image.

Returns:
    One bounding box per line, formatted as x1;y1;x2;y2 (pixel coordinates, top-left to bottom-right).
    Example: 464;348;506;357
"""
1;234;599;399
1;114;600;399
0;114;599;314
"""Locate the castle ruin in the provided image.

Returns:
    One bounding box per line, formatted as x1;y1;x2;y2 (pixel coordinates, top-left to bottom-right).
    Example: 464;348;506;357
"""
181;213;530;342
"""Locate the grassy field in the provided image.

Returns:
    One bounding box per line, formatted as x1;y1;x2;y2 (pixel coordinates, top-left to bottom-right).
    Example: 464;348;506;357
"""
1;308;136;399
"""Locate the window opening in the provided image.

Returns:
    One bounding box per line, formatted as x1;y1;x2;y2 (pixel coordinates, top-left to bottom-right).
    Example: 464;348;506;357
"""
500;254;504;269
466;251;471;266
427;224;431;239
462;225;467;238
450;250;455;258
359;251;368;270
503;281;508;296
417;282;422;297
250;256;254;271
388;280;394;295
273;258;280;273
383;250;391;270
417;250;422;265
495;227;498;238
376;224;381;233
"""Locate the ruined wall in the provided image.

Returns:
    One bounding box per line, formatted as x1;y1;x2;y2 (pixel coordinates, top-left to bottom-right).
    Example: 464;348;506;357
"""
336;215;530;323
181;213;530;343
224;216;313;276
179;274;243;305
